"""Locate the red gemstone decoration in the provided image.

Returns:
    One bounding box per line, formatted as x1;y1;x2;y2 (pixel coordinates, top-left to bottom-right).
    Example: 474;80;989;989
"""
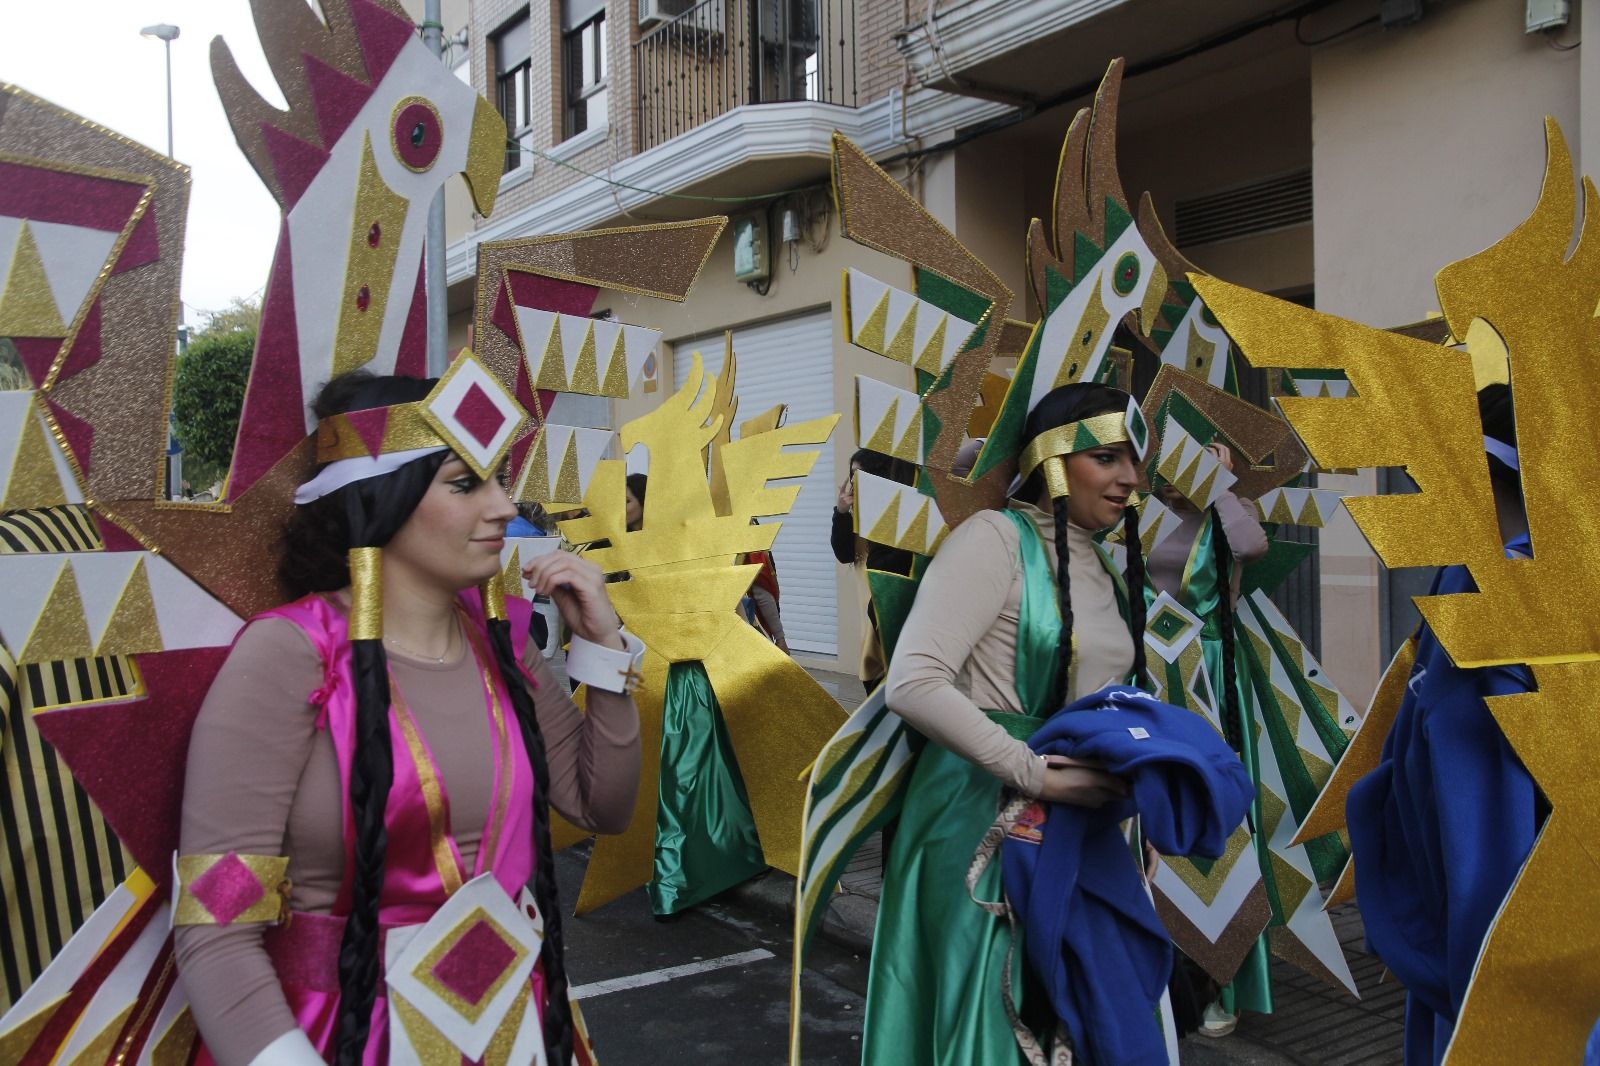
368;222;381;247
356;285;371;312
431;918;517;1006
453;382;506;448
188;852;266;926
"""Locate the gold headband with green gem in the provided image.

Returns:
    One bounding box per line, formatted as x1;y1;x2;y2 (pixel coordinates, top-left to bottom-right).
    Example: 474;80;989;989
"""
1017;397;1150;497
294;349;527;504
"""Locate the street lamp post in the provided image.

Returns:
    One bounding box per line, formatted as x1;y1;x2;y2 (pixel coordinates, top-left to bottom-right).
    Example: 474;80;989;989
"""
140;23;180;158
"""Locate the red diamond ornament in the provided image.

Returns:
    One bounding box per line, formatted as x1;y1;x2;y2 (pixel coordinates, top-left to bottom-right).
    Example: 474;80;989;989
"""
431;917;518;1006
189;852;266;925
454;382;506;448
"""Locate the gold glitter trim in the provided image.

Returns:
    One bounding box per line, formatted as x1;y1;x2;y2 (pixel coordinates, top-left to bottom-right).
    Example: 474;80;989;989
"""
1017;412;1129;483
173;853;290;926
479;578;507;622
347;547;383;642
389;671;467;896
316;401;444;462
460;615;513;875
332;133;408;378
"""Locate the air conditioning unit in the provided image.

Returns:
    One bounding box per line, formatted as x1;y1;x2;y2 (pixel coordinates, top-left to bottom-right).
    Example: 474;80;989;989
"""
639;0;697;27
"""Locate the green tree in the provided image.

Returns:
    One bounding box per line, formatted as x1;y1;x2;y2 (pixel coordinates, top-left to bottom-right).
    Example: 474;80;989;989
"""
171;323;254;488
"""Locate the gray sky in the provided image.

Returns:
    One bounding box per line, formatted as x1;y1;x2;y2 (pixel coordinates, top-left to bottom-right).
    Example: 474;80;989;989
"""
2;1;286;322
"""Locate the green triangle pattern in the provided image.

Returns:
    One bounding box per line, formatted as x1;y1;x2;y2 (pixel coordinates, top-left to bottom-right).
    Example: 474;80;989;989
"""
1071;231;1104;286
1044;264;1072;316
1103;197;1133;244
912;268;992;349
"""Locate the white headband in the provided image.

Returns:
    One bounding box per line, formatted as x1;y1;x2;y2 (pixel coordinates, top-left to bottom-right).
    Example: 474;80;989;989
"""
293;446;449;504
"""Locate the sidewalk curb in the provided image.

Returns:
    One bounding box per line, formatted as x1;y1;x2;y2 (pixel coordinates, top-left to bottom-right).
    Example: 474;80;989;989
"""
722;871;876;955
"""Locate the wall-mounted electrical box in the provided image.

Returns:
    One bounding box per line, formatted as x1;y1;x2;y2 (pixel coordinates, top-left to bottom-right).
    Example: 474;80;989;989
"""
732;213;769;283
1526;0;1570;32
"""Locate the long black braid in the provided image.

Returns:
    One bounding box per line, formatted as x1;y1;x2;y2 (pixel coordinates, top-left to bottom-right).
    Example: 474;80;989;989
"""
327;451;450;1065
1122;503;1148;685
1210;510;1244;752
1050;495;1076;708
485;617;575;1064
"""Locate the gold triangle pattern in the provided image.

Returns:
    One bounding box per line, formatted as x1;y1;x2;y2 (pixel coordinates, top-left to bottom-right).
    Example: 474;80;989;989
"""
914;316;950;376
862;398;900;456
535;322;568;392
883;302;918;364
600;331;631;395
0;996;63;1063
865;493;901;546
900;498;932;556
853;289;890;353
95;558;164;657
22;562;95;662
3;405;72;511
552;432;584;506
0;221;67;338
1269;851;1314;918
570;323;601;394
515;430;553;504
893;408;924;464
499;545;522;600
149;1008;198;1066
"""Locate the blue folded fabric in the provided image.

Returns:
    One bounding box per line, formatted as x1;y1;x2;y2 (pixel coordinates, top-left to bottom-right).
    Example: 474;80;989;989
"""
1347;540;1538;1066
1000;684;1254;1066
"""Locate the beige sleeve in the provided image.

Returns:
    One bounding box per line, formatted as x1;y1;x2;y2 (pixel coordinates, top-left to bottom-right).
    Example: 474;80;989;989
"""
884;514;1047;795
173;617;324;1066
520;641;641;835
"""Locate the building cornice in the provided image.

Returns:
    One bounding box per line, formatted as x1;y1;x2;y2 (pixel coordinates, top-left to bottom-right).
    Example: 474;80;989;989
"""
895;0;1128;83
446;88;1010;284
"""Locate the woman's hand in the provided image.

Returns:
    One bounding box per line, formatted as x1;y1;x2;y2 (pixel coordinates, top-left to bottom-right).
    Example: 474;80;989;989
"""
1205;441;1234;472
836;475;854;515
522;552;624;650
1035;754;1129;808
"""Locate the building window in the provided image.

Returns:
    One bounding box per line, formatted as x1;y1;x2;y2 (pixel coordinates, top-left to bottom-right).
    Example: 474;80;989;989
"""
562;0;608;140
492;13;532;173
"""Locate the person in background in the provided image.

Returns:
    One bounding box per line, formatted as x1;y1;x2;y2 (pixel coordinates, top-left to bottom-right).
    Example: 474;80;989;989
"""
625;473;648;533
831;449;915;691
742;518;788;654
507;502;553;652
1145;440;1270;1039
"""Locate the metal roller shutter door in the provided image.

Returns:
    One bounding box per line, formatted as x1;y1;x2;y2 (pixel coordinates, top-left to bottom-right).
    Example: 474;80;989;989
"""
673;310;837;655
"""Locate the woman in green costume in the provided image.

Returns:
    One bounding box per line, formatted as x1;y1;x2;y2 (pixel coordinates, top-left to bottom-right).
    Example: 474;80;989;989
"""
864;382;1151;1065
1146;443;1271;1036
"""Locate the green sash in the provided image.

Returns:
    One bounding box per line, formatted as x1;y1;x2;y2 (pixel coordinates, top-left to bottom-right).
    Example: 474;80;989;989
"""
861;508;1077;1066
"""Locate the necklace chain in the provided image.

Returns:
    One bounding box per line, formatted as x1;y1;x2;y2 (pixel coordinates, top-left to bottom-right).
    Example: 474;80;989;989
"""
384;622;457;663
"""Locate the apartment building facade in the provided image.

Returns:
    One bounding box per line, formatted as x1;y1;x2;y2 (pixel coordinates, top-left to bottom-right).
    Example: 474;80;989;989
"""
433;0;1594;698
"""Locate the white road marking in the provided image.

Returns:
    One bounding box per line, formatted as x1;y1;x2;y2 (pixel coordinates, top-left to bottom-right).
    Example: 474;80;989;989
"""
569;947;776;1000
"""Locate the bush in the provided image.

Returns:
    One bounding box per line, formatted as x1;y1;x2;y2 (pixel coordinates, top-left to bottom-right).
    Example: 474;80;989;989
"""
172;327;254;471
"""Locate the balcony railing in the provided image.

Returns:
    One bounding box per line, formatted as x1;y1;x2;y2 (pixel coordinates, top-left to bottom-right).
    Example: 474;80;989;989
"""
635;0;858;152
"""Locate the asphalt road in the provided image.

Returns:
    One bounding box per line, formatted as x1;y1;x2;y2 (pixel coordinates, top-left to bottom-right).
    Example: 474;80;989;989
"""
555;847;870;1065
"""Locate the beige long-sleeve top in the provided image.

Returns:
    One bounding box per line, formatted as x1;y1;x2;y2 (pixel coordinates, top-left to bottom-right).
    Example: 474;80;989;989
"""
1147;492;1269;601
884;501;1135;797
174;614;640;1065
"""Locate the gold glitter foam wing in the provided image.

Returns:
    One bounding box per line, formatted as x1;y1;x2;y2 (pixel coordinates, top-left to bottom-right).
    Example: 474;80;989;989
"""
556;351;842;912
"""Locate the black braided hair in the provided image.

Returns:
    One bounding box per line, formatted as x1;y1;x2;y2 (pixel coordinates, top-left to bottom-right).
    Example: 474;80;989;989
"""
1210;510;1244;752
1050;496;1076;708
278;372;453;1065
485;617;575;1064
1015;382;1141;707
1122;503;1148;685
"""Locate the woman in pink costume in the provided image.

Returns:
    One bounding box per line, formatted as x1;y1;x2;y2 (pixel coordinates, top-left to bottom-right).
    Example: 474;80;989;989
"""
173;368;643;1065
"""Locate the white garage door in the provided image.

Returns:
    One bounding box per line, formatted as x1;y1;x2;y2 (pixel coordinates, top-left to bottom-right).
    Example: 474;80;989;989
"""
673;310;837;655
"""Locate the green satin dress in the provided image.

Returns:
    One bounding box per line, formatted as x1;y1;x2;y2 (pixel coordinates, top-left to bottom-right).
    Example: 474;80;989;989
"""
861;509;1081;1065
1157;514;1273;1015
646;660;766;915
